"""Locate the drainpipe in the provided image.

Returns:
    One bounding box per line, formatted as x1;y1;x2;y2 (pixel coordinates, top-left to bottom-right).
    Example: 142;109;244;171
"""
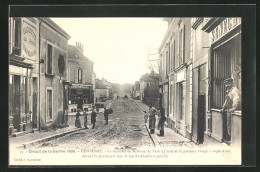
38;18;43;132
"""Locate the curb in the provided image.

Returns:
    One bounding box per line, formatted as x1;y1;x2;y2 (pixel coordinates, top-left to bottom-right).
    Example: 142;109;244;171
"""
18;128;85;149
131;99;159;147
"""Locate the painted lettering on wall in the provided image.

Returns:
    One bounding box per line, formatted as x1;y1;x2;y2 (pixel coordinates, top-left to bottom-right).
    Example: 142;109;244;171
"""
22;20;37;60
212;18;241;43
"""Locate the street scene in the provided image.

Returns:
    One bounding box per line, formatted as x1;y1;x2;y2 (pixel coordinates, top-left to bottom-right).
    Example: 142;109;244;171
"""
8;17;241;165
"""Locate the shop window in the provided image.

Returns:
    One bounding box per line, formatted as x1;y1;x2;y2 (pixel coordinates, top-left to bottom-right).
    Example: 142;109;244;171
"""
211;36;241;110
47;44;53;74
46;89;53;121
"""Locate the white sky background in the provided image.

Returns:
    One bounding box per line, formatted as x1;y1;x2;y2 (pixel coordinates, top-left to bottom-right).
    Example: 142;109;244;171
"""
51;18;168;84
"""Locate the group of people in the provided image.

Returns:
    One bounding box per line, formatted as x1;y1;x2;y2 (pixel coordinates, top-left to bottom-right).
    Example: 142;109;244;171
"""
75;107;112;129
144;105;166;137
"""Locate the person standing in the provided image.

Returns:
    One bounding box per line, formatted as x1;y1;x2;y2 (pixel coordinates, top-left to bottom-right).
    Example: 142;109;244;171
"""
157;108;166;136
104;108;109;125
148;105;157;134
83;109;89;129
143;111;148;123
75;109;82;128
221;78;241;141
91;108;97;129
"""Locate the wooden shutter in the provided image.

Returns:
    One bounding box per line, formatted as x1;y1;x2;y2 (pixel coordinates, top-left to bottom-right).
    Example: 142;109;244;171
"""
75;69;78;83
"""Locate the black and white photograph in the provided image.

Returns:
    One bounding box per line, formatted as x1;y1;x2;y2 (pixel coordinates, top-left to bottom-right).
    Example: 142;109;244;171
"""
6;5;255;166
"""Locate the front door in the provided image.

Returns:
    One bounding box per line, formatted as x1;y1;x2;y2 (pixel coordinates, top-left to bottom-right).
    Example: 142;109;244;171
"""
32;77;38;128
13;75;21;130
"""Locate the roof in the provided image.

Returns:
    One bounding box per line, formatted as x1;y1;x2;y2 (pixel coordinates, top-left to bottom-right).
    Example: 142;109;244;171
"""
95;79;107;89
68;45;93;64
41;18;71;39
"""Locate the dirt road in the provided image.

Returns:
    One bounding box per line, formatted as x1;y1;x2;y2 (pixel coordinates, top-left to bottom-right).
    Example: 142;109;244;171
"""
30;98;154;150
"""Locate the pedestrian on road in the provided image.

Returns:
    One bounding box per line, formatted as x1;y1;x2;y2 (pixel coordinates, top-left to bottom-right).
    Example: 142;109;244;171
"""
64;105;69;124
221;78;240;142
75;109;82;128
104;108;109;125
143;111;148;123
157;108;166;136
148;105;157;134
91;108;97;129
83;110;89;129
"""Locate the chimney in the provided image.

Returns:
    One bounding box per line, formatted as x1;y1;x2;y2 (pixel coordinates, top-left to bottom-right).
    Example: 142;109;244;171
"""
76;42;83;54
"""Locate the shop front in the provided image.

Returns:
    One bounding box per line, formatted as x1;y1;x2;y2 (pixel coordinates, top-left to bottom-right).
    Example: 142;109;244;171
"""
202;17;241;146
9;58;33;136
68;83;93;112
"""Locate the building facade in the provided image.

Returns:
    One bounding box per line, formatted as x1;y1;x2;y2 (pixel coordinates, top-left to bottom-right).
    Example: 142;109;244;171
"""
9;17;71;135
159;18;193;139
9;17;40;135
159;17;242;147
39;18;70;128
199;17;242;147
67;42;95;112
95;78;111;102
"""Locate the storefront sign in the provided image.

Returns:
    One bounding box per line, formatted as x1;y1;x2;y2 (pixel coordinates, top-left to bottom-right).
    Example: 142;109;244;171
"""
71;84;92;88
22;20;37;60
212;18;241;43
176;70;186;83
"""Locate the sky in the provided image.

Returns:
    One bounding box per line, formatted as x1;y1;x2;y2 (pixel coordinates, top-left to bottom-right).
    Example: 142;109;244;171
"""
51;18;168;84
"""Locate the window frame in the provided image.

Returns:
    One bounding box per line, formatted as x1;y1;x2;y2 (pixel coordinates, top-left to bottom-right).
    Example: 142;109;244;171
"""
46;44;53;75
46;87;53;122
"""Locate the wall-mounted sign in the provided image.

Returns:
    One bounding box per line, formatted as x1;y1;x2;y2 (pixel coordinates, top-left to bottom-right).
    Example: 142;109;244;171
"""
212;18;241;43
22;20;37;60
176;69;186;83
71;84;92;88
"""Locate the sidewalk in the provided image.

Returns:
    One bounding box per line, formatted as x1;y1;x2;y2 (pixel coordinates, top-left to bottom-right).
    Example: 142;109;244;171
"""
133;100;189;146
10;100;114;149
9;122;85;149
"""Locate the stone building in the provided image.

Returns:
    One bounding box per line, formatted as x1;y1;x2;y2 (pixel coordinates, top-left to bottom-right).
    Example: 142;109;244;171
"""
9;17;40;136
159;17;241;147
38;18;70;128
9;17;71;135
159;18;193;139
198;18;242;147
66;42;95;112
95;78;111;102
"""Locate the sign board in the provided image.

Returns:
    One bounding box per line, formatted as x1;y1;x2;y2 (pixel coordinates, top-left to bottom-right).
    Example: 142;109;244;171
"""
71;84;92;88
211;18;241;43
176;69;186;83
22;19;37;61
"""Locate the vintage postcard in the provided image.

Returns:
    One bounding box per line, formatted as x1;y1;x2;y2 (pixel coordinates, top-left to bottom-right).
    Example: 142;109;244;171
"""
8;5;247;166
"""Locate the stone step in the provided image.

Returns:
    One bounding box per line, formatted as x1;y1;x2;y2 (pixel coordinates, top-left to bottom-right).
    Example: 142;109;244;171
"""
12;131;25;137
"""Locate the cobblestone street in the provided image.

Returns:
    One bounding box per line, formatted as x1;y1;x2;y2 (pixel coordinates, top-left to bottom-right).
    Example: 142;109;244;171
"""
28;98;155;150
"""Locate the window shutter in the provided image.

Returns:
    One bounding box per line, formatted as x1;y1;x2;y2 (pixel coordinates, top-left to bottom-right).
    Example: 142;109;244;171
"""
75;69;78;83
182;24;185;64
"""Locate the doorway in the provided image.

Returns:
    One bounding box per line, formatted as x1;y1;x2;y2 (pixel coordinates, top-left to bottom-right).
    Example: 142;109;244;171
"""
32;77;38;128
13;75;21;130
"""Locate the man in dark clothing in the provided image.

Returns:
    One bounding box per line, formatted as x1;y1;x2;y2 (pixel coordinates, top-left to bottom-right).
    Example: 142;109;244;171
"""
157;108;166;136
104;108;109;125
91;108;97;129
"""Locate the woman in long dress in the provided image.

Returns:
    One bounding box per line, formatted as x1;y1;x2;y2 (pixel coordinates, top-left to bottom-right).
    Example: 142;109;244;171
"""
157;108;166;136
75;110;82;128
148;105;157;134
